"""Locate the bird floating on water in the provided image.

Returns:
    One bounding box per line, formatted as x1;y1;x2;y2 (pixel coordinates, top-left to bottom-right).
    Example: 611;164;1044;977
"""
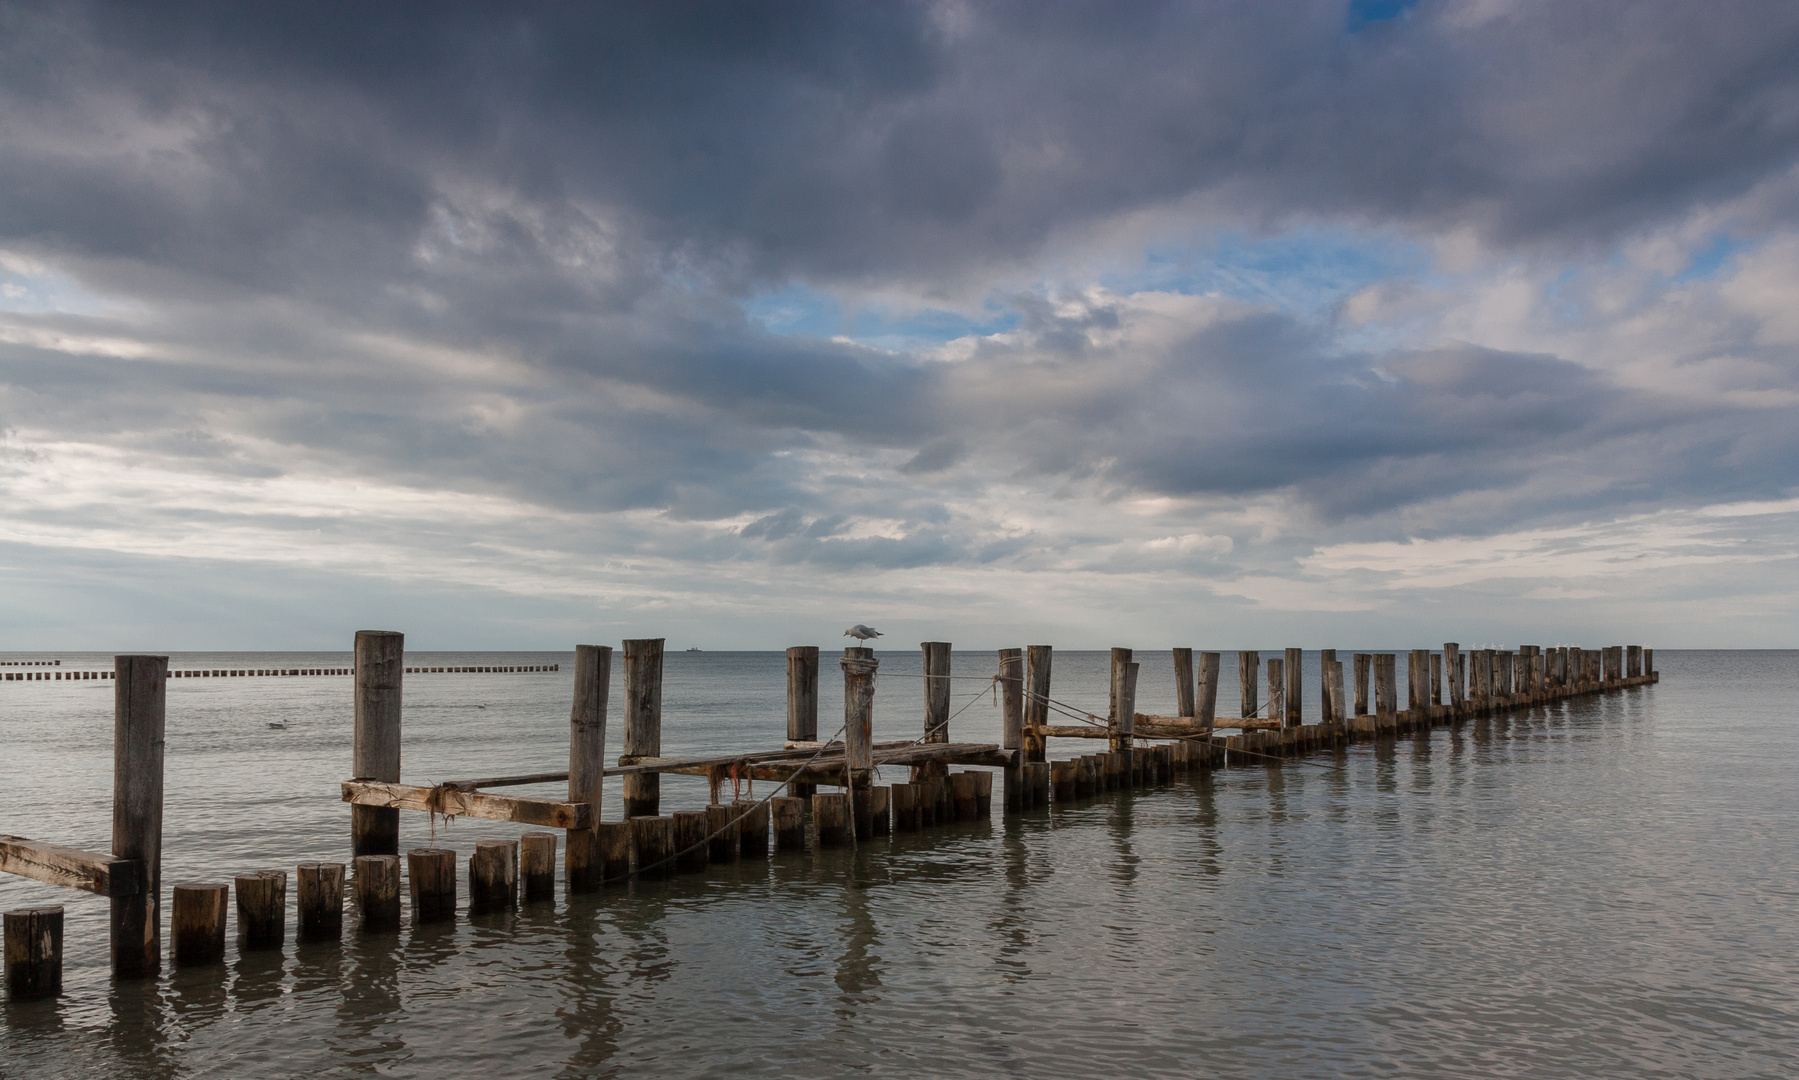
843;625;883;641
267;721;287;730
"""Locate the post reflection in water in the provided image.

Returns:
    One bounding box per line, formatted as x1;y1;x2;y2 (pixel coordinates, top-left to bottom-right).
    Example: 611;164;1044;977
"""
553;891;622;1079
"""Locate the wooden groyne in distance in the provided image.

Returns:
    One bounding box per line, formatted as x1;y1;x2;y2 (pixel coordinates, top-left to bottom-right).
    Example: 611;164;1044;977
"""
3;638;1655;1000
2;663;560;684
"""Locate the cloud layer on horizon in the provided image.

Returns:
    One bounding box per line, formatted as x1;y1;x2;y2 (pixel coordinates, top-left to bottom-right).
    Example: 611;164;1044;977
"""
3;0;1799;649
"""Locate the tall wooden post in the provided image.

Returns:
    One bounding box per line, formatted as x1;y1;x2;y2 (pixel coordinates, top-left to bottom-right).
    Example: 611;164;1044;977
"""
1644;648;1654;678
1116;661;1139;779
1109;648;1134;754
566;644;611;893
1431;653;1443;706
1354;653;1371;715
1374;654;1396;721
1445;644;1461;708
1000;647;1025;812
1197;652;1220;728
1266;658;1284;742
622;639;664;819
922;642;951;743
1284;647;1302;726
112;654;165;979
352;631;404;858
787;646;819;801
842;648;877;838
1317;649;1337;726
1239;652;1259;720
1023;646;1052;763
1326;659;1346;734
1172;649;1196;717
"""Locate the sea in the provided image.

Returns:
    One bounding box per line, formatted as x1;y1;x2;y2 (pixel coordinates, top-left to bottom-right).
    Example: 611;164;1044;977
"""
1;648;1794;1078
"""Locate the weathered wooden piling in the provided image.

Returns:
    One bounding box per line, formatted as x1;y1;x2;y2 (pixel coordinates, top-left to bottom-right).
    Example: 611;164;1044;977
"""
236;870;287;949
1051;760;1076;804
922;642;952;744
1198;651;1221;727
1445;643;1462;708
1431;652;1443;706
352;631;404;859
787;646;819;801
704;806;738;862
629;816;674;879
297;862;345;940
112;654;165;979
519;834;556;901
841;647;878;838
1024;645;1052;764
1266;657;1285;732
170;884;227;965
4;906;62;998
952;772;979;819
890;784;920;831
354;855;400;930
1028;762;1051;807
1173;648;1196;718
469;840;518;911
595;823;632;882
771;796;807;850
1374;654;1396;728
732;800;769;857
408;849;457;922
623;640;665;819
916;778;938;827
814;793;851;847
672;811;710;873
1324;656;1346;733
869;786;892;835
566;644;611;894
1354;653;1371;715
1000;648;1026;811
1239;651;1259;720
1284;648;1303;725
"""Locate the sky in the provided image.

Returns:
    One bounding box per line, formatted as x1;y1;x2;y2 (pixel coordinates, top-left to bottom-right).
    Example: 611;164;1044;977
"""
4;0;1799;651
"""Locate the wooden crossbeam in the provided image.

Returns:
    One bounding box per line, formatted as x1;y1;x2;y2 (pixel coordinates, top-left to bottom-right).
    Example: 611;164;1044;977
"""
340;782;593;829
0;835;140;897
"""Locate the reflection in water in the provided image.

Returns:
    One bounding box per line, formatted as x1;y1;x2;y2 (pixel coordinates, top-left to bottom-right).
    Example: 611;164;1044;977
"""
333;924;405;1072
105;977;178;1080
554;892;622;1080
831;854;882;1009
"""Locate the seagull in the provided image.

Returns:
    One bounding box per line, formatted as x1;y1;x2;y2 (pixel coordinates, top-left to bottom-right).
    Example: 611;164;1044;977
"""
843;625;884;641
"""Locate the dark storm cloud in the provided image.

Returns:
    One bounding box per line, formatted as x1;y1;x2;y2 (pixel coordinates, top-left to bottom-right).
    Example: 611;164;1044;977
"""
5;0;1799;575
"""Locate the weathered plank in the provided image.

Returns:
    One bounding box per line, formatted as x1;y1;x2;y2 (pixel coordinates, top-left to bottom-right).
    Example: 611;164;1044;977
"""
0;837;139;897
341;781;593;829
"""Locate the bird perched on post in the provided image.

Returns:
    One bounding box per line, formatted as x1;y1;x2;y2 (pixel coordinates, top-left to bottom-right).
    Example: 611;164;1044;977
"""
843;625;883;641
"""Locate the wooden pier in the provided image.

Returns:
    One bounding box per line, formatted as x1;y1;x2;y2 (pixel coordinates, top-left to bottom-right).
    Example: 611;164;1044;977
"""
3;637;1656;1000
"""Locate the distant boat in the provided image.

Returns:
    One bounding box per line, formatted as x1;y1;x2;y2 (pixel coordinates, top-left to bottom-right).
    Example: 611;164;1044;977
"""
267;721;287;730
686;646;701;652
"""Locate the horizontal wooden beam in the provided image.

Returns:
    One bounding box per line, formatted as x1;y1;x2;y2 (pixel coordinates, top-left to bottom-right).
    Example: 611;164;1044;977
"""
0;835;140;897
340;782;593;829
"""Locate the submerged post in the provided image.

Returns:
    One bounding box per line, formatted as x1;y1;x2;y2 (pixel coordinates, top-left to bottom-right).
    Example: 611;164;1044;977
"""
354;854;401;931
4;907;63;998
237;870;287;949
1173;648;1196;718
1023;646;1052;763
297;862;345;941
622;639;665;819
169;884;226;966
566;644;612;893
112;654;165;979
787;646;819;801
352;631;404;858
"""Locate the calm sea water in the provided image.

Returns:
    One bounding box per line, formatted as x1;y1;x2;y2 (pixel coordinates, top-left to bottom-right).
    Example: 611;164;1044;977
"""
1;648;1794;1078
